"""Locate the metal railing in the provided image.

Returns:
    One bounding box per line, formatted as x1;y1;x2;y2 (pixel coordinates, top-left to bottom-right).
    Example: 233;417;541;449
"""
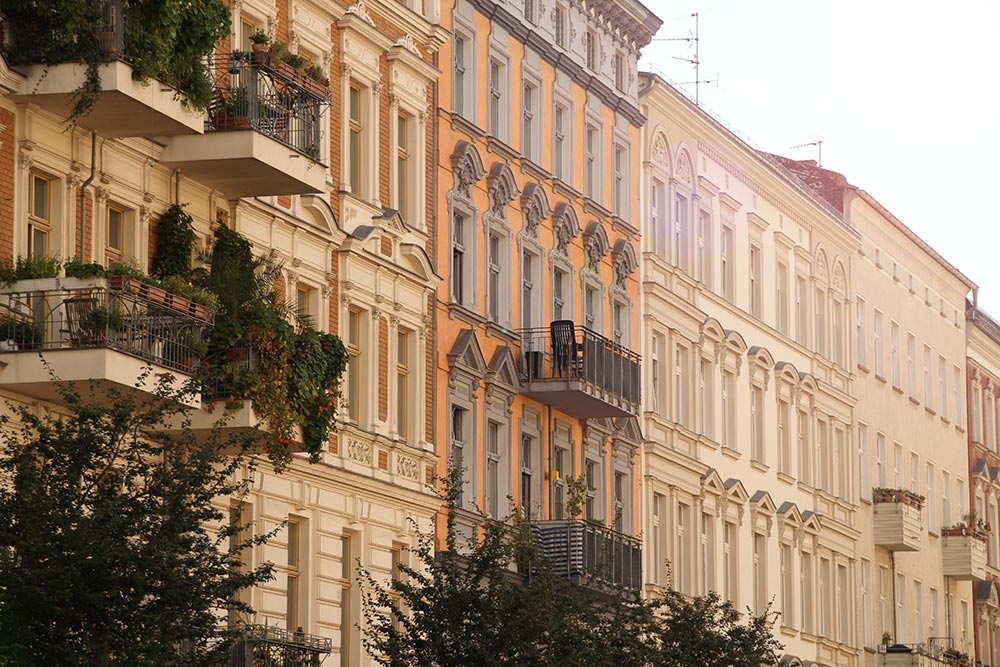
206;52;326;161
519;322;641;407
882;638;970;666
227;625;332;667
529;519;642;592
98;0;125;58
201;344;259;400
0;284;210;375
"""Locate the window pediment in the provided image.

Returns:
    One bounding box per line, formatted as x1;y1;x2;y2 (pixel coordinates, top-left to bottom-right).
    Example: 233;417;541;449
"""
448;329;486;378
551;202;581;257
486;345;522;395
519;182;551;239
583;221;610;273
451;141;485;200
487;162;519;218
611;238;637;289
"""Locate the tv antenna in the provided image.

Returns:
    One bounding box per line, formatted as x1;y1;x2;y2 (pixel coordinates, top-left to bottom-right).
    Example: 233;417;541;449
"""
651;12;715;105
790;140;823;167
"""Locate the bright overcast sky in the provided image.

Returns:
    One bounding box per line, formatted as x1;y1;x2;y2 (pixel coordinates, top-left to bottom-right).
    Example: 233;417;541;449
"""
640;0;1000;314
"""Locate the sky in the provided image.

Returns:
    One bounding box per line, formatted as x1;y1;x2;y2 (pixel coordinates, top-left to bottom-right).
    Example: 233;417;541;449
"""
639;0;1000;314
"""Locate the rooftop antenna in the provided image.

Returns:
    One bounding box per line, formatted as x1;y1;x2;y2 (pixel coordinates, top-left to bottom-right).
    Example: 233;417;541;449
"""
790;140;823;166
651;12;714;105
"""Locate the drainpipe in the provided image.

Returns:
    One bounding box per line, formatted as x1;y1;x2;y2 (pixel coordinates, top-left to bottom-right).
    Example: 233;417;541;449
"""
78;131;98;260
174;169;181;205
890;550;898;642
431;49;439;459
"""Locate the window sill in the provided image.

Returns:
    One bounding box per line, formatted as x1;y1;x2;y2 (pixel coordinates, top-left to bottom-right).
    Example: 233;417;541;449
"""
450;112;485;140
940;414;951;425
486;135;519;163
750;459;769;473
857;363;869;374
721;446;741;461
875;373;887;384
448;302;486;327
925;405;936;416
892;384;904;395
485;321;518;344
779;625;798;638
909;395;920;405
776;471;795;486
519;156;551;183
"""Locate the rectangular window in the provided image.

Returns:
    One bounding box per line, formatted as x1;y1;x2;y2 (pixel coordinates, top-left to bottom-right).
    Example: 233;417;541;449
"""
697;210;712;288
776;261;788;335
552;447;567;519
339;535;353;666
396;329;410;440
939;355;948;417
585;125;597;197
613;145;625;217
801;552;814;634
523;0;534;22
798;409;811;485
486;421;501;517
450;407;466;504
396;112;410;221
585;31;596;70
724;521;737;605
874;310;884;377
674;346;689;428
753;532;767;614
914;580;923;643
452;212;467;305
953;365;962;424
522;82;535;161
858;423;870;501
489;60;503;139
28;173;51;258
347;309;361;423
553;267;566;321
612;300;625;346
781;543;794;627
613;470;626;533
927;463;937;532
521;251;535;329
651;333;662;416
838;564;850;644
820;558;832;638
721;225;735;302
240;18;257;52
673;194;689;272
700;358;714;440
930;587;939;642
818;419;831;491
554;5;566;47
722;371;736;451
924;345;933;406
833;299;846;366
613;52;625;91
553;105;566;179
349;83;363;196
488;234;501;322
815;288;827;357
836;428;848;500
795;275;808;346
584;284;596;329
856;297;867;367
701;513;714;593
862;559;873;648
891;321;901;389
879;566;890;644
677;502;691;594
453;35;466;116
907;333;917;398
751;385;765;464
584;459;597;522
942;470;951;526
286;519;301;630
893;442;903;488
909;451;920;494
106;205;124;261
750;245;762;318
652;494;665;584
876;432;887;487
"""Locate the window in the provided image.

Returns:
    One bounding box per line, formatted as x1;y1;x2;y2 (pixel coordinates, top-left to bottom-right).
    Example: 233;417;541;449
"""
722;370;736;451
585;31;596;70
585;125;597;197
239;18;257;52
451;211;471;306
858;423;870;501
939;355;948;417
893;442;903;488
651;333;662;416
750;245;762;318
486;421;501;517
798;409;811;485
489;59;505;139
552;446;568;519
396;330;410;440
347;310;361;423
820;558;831;637
651;180;666;256
874;310;884;377
523;0;534;22
28;173;51;258
753;532;767;613
801;552;814;634
927;463;937;532
521;251;536;329
879;566;890;644
914;580;923;643
891;321;901;389
453;34;468;116
613;145;625;217
838;564;850;644
781;543;794;627
876;432;886;487
930;587;939;642
861;559;873;647
286;519;302;630
338;535;353;666
613;470;626;533
795;275;809;347
700;358;714;440
396;112;411;221
833;298;846;366
924;345;933;406
450;407;467;503
553;104;567;179
349;83;364;196
554;5;566;47
677;502;691;594
584;284;597;329
751;385;765;464
522;81;536;161
907;333;916;398
697;210;712;288
104;204;126;262
942;470;951;526
908;451;919;496
673;194;689;272
815;287;827;357
552;267;566;320
296;285;314;322
521;434;535;518
974;382;983;443
856;297;867;367
612;299;626;346
701;513;715;593
674;346;689;427
724;521;737;604
776;261;788;335
818;419;831;491
584;459;598;522
953;365;962;424
652;494;666;584
613;52;625;92
836;428;848;500
488;234;502;322
722;225;735;302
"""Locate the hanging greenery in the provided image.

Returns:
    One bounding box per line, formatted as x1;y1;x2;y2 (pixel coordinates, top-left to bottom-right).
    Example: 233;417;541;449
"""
151;203;196;280
2;0;230;122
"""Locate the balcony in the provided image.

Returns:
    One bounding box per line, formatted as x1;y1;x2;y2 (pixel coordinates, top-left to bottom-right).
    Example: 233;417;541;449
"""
226;625;332;667
529;519;642;593
11;1;203;136
0;276;211;408
519;322;640;418
941;528;988;581
160;52;327;198
873;488;923;552
879;639;971;667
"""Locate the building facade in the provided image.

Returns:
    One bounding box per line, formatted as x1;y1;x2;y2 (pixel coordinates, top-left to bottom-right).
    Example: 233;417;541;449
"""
638;72;864;667
432;0;659;578
0;0;445;662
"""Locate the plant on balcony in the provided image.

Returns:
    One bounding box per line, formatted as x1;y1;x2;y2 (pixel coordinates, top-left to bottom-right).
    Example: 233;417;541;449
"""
0;254;62;287
0;372;278;664
63;256;109;280
872;486;925;509
151;204;196;280
79;305;124;343
0;315;43;351
2;0;231;122
943;511;992;539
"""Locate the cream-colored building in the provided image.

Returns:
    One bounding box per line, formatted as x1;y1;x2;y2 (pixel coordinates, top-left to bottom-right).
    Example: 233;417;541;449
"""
0;0;444;662
638;72;864;666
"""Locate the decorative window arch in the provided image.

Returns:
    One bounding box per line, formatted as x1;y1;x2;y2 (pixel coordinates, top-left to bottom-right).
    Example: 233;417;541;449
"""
581;221;610;332
670;147;695;273
550;202;580;322
609;238;637;346
484;346;520;518
812;247;830;358
446;329;486;510
517;182;549;330
647;131;671;259
830;259;848;367
447;141;485;309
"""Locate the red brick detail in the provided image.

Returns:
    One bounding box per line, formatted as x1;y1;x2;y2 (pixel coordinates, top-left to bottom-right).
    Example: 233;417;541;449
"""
275;0;289;44
380;236;392;257
0;109;15;261
277;194;292;209
378;316;388;421
425;465;434;485
75;189;94;261
378;450;388;470
274;273;286;308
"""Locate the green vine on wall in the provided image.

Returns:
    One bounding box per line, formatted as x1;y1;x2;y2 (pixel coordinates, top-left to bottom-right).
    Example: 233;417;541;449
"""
2;0;230;122
151;204;196;280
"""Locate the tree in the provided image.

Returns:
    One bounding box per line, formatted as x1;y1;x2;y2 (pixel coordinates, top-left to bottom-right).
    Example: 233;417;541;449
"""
360;466;781;666
0;369;275;666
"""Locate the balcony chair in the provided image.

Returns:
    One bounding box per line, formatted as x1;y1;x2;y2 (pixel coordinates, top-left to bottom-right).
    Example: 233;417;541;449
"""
550;320;579;377
62;296;101;347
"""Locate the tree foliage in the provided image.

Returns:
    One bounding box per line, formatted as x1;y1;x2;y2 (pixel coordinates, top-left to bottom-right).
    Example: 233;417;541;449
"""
361;466;783;666
0;369;275;666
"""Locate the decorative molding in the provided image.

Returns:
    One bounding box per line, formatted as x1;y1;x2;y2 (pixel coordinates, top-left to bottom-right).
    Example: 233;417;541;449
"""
347;438;373;465
396;455;420;480
345;0;377;27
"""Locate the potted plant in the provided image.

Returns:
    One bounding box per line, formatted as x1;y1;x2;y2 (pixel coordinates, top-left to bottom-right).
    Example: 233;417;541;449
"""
80;306;124;345
213;86;252;130
268;41;297;80
302;63;329;99
0;316;44;351
872;486;925;510
249;30;270;65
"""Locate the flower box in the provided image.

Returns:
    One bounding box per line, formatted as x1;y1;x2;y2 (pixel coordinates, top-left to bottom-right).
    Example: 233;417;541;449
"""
872;487;925;510
302;78;329;100
109;275;213;323
942;533;988;580
873;498;922;552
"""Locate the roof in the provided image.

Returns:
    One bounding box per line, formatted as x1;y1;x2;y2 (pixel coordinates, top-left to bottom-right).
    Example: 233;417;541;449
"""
969;300;1000;348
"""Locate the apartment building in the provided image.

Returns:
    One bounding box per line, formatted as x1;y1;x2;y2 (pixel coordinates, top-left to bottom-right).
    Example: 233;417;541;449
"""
638;72;864;667
775;156;978;666
433;0;659;583
0;0;444;662
966;304;1000;664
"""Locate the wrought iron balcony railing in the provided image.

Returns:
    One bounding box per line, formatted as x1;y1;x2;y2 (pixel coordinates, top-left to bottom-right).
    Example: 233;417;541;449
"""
226;625;332;667
519;321;640;417
206;51;326;161
0;279;212;375
530;519;642;593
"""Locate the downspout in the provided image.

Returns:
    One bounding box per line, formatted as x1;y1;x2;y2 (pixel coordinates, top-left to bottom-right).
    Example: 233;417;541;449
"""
78;131;97;260
431;48;439;469
890;550;897;642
